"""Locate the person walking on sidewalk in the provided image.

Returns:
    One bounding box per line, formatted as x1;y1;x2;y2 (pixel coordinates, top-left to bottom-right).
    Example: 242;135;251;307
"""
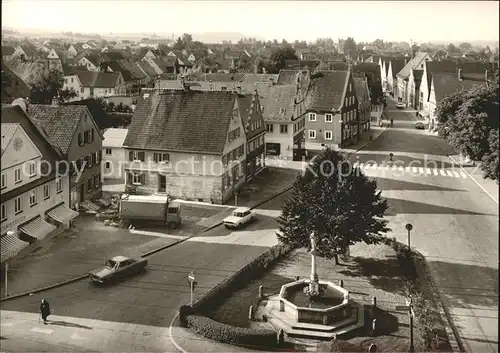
40;299;51;325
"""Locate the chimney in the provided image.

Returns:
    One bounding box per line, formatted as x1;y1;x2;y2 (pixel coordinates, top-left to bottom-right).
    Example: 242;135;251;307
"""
457;68;462;81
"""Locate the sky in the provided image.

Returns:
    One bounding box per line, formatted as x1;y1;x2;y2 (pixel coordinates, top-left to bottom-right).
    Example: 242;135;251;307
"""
2;0;499;43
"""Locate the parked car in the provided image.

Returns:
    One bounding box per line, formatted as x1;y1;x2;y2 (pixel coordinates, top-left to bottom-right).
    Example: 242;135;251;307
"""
415;121;425;130
89;256;147;284
396;102;405;109
223;207;255;229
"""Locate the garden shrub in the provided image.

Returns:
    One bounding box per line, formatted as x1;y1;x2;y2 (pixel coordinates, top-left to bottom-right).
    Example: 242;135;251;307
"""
183;312;278;348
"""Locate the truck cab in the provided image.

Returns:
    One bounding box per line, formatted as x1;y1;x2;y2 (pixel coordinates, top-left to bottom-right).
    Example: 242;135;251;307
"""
165;201;182;228
119;194;182;228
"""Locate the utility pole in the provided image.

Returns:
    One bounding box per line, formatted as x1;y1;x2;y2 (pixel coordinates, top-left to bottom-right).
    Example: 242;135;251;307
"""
188;271;196;306
395;295;415;352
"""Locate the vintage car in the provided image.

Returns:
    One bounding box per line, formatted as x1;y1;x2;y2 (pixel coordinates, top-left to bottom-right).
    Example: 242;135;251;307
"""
415;121;425;130
223;207;255;229
396;102;405;109
89;256;147;284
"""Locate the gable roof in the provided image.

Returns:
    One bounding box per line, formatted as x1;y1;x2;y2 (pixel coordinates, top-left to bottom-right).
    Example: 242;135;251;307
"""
353;77;370;103
124;90;238;154
432;73;483;102
83;53;100;67
241;74;278;85
277;70;302;84
389;59;406;78
27;104;92;154
306;70;348;111
1;103;63;160
103;128;128;148
2;45;16;56
76;71;120;88
137;60;158;77
104;60;144;81
103;51;126;61
63;99;110;131
1;62;31;102
1;123;20;155
397;52;430;79
258;84;297;122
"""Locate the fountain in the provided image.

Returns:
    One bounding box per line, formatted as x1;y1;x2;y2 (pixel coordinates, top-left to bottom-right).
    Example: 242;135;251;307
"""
260;232;365;340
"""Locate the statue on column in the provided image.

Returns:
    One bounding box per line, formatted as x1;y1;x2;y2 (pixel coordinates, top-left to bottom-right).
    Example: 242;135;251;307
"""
304;232;323;299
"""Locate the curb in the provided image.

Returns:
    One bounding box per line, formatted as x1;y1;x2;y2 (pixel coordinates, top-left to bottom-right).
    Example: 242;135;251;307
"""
0;186;295;302
448;155;498;205
0;275;88;302
415;251;464;353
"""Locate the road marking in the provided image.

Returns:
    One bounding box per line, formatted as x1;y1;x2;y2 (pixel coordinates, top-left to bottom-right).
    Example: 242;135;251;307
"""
30;327;54;334
432;169;438;176
412;167;418;174
439;170;447;176
425;168;432;175
406;166;411;172
419;167;424;174
446;170;454;177
398;166;404;172
452;171;460;178
459;171;467;178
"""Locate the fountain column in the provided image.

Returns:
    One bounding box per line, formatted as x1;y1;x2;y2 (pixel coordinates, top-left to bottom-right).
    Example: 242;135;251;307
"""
310;232;318;282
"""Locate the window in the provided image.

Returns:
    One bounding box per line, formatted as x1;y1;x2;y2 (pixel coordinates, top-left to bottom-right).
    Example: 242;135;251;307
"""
309;130;316;139
153;152;170;163
56;178;62;193
27;162;36;177
325;131;333;140
129;151;145;162
94;174;100;186
87;177;93;191
14;196;22;214
280;124;288;134
43;184;50;200
95;151;100;164
349;83;352;92
87;154;93;168
1;173;5;189
325;114;333;122
132;173;143;184
29;190;37;206
71;78;74;83
308;113;316;121
265;124;274;133
105;161;111;169
105;148;112;155
80;88;84;93
78;133;84;146
1;204;6;222
14;168;22;183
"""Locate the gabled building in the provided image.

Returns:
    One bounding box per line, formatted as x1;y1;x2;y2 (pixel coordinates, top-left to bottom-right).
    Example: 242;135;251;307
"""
102;128;129;182
396;52;432;105
1;101;76;252
1;62;31;103
101;60;147;92
385;59;406;97
2;45;16;62
260;84;306;160
353;77;371;133
407;69;424;109
77;54;100;71
28;104;104;208
304;70;359;152
63;71;126;101
123;89;261;204
14;44;38;61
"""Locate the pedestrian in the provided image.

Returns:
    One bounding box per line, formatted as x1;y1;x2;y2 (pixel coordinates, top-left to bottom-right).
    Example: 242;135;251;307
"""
40;299;51;325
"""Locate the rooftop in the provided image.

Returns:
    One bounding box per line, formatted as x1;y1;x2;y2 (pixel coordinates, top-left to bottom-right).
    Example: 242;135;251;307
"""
103;128;129;148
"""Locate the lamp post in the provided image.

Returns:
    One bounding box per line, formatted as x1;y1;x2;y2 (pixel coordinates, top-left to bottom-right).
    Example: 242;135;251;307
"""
405;223;413;251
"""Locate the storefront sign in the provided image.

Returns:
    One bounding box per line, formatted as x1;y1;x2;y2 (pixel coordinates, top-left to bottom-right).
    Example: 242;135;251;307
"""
1;215;26;234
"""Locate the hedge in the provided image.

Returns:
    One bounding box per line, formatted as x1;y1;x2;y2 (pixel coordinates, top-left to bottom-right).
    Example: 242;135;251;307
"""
191;242;293;311
386;238;451;351
179;305;278;348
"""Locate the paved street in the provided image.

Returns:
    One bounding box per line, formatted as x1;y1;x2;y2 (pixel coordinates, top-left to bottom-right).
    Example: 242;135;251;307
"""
357;99;498;353
0;192;287;352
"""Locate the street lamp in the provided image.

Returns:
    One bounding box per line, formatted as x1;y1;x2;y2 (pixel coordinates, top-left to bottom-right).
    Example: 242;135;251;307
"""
405;223;413;251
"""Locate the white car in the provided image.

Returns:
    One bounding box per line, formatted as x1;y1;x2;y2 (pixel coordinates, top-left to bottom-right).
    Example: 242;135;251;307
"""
223;207;255;229
396;102;405;109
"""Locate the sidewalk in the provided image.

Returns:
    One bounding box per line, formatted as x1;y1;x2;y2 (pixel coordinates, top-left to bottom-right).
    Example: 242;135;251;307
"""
449;155;499;204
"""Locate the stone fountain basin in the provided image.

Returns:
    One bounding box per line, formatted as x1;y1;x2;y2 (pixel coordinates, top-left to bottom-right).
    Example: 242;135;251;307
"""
278;280;351;324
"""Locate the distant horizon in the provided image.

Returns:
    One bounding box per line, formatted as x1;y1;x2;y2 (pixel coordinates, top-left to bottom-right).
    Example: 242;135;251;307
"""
2;1;499;44
2;26;499;47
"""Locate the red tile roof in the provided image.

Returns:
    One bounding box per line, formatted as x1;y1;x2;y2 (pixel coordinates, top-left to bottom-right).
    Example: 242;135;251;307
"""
124;90;239;154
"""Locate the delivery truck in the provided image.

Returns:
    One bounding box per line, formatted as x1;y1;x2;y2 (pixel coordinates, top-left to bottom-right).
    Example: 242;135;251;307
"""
119;194;182;228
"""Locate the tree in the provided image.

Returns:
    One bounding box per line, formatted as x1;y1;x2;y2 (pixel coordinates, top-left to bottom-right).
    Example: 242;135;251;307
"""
277;148;389;264
172;37;185;51
446;43;460;53
343;37;357;58
435;67;499;181
458;42;472;52
182;33;193;48
30;70;76;104
268;45;298;73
